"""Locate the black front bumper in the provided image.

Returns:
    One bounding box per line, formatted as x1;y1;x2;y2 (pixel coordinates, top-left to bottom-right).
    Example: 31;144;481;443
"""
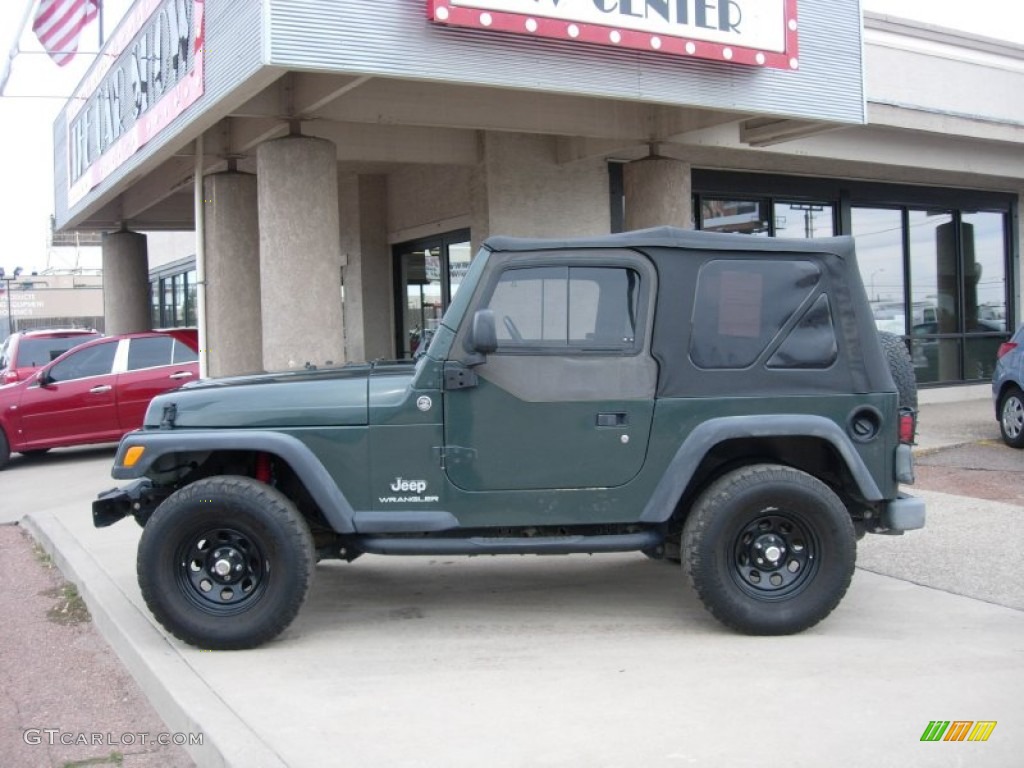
92;479;154;528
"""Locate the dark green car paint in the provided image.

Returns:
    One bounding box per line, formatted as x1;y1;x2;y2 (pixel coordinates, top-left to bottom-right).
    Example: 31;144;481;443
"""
99;228;920;541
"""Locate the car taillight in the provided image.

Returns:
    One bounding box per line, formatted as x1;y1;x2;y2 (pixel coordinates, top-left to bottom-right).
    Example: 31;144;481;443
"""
898;407;916;444
997;341;1018;359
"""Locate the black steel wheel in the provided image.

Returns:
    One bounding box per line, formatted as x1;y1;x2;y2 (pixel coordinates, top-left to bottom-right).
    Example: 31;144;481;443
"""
175;526;270;614
138;475;315;649
683;464;856;635
999;385;1024;449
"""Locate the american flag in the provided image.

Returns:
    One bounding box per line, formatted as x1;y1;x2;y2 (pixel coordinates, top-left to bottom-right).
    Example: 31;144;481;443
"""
32;0;100;67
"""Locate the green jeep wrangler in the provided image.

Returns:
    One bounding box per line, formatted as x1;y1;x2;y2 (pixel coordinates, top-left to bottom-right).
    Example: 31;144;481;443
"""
94;227;924;649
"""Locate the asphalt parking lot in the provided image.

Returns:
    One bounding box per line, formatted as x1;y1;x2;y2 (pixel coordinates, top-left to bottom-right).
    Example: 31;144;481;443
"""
2;394;1021;768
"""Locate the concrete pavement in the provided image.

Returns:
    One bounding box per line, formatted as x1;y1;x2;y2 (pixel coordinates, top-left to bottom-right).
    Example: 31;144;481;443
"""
914;385;1000;452
4;389;1022;767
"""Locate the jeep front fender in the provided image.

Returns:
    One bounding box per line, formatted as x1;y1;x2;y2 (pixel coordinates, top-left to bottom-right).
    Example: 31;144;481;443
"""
639;415;884;524
110;430;357;533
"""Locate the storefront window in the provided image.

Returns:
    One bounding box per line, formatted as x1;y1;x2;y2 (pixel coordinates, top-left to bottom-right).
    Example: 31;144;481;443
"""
448;241;473;302
172;274;185;326
962;211;1008;379
774;202;835;239
148;265;200;330
907;210;956;383
962;212;1007;333
162;278;174;328
393;231;472;358
185;270;198;326
398;246;444;358
700;199;770;235
150;281;161;327
851;207;907;335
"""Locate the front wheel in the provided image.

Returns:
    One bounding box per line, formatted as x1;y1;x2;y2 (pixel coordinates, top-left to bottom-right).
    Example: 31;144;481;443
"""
137;476;315;649
999;385;1024;448
682;464;856;635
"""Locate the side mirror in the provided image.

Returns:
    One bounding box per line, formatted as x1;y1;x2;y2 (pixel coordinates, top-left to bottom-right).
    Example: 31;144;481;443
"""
471;309;497;355
36;369;54;387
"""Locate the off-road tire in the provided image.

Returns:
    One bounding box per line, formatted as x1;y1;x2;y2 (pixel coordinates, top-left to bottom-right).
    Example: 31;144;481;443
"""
138;475;315;650
682;464;856;635
998;385;1024;449
879;331;918;411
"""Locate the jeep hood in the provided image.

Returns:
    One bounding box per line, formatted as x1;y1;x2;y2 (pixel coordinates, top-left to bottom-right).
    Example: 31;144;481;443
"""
143;364;376;428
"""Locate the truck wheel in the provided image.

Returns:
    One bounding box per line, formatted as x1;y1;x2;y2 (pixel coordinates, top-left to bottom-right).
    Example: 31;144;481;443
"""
878;331;918;410
998;385;1024;448
137;476;315;650
682;464;856;635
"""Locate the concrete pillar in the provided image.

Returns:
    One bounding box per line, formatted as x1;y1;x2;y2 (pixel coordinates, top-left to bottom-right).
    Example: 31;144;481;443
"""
102;230;150;334
339;174;392;361
623;156;692;231
479;132;609;238
257;136;344;371
470;135;491;254
203;171;262;376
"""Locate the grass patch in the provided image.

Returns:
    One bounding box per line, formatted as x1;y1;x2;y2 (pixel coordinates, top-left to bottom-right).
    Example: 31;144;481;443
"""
63;752;123;767
31;540;55;569
44;583;91;625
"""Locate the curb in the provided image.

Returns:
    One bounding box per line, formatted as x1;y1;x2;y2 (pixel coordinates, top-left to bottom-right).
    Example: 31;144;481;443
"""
912;437;1005;457
22;512;288;768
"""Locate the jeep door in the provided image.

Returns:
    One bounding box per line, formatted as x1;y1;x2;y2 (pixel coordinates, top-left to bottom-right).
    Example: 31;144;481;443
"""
444;252;657;491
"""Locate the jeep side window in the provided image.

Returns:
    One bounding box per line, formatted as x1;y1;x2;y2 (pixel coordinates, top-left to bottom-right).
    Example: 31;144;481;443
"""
486;266;639;351
690;259;834;369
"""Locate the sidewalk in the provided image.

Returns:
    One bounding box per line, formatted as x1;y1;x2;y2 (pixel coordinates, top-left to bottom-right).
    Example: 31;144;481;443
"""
914;386;998;452
8;390;1022;768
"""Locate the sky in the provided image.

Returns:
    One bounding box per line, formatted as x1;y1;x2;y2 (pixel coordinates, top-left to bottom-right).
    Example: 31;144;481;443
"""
0;0;1021;278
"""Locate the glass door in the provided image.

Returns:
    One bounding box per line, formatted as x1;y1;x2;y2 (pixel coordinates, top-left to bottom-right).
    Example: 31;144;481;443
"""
393;230;472;358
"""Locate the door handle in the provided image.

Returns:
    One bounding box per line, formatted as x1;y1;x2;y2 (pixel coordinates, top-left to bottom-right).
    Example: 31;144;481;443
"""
169;371;194;380
596;412;628;427
89;385;112;394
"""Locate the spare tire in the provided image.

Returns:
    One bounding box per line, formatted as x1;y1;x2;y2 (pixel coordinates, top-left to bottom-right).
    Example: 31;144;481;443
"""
878;331;918;411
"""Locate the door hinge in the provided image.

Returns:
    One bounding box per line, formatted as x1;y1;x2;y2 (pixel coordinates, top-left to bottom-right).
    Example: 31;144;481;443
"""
160;403;177;429
443;363;479;391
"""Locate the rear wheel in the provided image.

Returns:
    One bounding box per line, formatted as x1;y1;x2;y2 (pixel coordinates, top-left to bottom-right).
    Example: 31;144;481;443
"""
137;475;315;649
682;464;856;635
999;386;1024;448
